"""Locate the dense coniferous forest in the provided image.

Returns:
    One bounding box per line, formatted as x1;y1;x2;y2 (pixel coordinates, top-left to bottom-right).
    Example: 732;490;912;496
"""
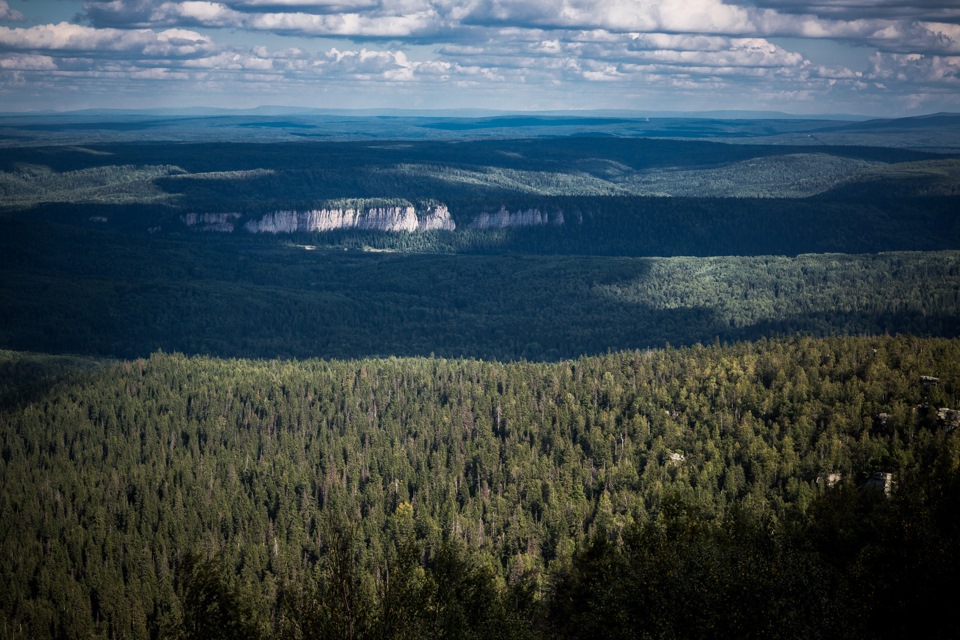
3;219;960;361
3;114;960;638
2;337;960;638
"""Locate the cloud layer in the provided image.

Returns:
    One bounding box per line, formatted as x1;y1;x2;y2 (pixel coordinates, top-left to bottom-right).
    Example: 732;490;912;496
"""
1;0;958;113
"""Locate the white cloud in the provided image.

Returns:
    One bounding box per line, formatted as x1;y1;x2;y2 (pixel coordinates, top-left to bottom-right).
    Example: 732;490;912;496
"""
749;0;960;23
182;50;276;69
230;0;381;9
0;23;214;57
0;0;23;22
173;2;240;26
624;42;805;68
464;0;960;55
83;0;446;37
870;50;960;85
246;10;439;37
443;31;810;73
75;0;960;58
0;53;56;69
317;47;410;74
452;0;756;34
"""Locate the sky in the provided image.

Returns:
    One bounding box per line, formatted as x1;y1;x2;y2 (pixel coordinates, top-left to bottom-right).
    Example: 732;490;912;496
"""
0;0;959;115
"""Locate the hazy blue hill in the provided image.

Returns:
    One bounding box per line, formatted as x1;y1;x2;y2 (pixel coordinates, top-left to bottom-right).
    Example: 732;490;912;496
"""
0;112;871;147
814;112;960;133
419;116;642;130
763;113;960;151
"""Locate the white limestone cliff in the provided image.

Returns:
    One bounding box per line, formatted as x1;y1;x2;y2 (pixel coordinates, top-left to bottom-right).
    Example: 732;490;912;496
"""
181;212;242;232
183;204;455;234
469;207;564;229
183;204;574;234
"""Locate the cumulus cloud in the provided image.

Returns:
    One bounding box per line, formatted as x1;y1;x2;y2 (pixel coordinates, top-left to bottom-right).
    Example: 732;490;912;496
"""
0;53;56;70
459;0;960;56
748;0;960;23
0;0;23;22
461;0;757;34
435;27;869;97
443;30;804;68
856;20;960;54
83;0;446;37
0;22;484;90
244;9;440;37
231;0;381;9
0;23;215;57
870;50;960;85
75;0;960;58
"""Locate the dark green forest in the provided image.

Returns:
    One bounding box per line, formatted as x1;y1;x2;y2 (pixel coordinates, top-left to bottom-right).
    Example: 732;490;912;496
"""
3;337;960;639
3;217;960;360
3;119;960;639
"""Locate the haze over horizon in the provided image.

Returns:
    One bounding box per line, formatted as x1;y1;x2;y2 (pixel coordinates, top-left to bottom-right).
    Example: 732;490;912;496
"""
1;0;959;117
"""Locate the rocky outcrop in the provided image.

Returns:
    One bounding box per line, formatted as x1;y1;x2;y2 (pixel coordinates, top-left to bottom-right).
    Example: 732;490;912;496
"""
244;204;454;234
417;204;458;231
937;408;960;431
181;212;241;232
182;204;455;234
184;204;574;234
469;207;564;229
862;472;895;497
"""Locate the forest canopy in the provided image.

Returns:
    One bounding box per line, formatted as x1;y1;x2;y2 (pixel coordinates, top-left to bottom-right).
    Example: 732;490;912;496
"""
2;336;959;638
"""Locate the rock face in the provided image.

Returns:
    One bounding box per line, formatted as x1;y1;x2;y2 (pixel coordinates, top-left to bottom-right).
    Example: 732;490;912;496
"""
469;207;564;229
244;204;454;234
182;204;454;234
937;408;960;431
182;204;573;234
863;472;895;497
181;212;241;232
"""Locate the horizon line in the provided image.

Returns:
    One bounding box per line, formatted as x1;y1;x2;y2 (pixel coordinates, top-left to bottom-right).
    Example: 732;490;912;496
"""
0;106;900;121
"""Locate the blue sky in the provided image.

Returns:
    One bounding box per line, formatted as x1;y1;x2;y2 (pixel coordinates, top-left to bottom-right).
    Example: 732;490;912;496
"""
1;0;958;115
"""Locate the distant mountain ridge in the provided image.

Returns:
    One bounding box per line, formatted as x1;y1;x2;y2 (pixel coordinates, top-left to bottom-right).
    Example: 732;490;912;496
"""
3;108;959;150
814;113;960;133
0;106;872;120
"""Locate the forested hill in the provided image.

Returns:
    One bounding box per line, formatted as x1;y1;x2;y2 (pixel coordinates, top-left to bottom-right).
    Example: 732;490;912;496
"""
3;118;960;640
4;223;960;361
2;336;959;639
3;136;959;242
